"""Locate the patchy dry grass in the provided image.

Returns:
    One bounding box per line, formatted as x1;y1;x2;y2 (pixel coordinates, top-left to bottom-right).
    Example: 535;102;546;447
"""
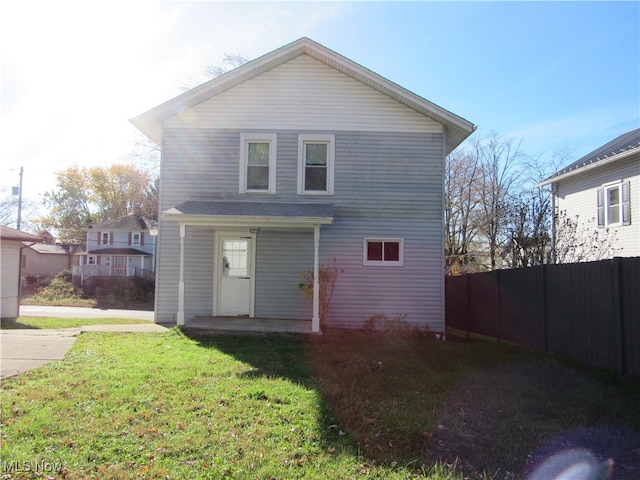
1;328;639;479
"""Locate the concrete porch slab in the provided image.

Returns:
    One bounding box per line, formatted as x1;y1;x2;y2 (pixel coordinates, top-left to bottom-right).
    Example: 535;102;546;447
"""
187;316;312;334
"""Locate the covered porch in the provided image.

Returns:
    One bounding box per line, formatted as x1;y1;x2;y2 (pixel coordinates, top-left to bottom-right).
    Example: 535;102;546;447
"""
162;200;334;333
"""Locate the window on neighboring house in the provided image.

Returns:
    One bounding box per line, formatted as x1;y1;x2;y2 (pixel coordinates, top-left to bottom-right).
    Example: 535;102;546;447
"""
239;133;277;193
298;134;335;195
88;256;96;265
100;232;111;245
364;238;404;266
132;233;140;246
597;181;631;227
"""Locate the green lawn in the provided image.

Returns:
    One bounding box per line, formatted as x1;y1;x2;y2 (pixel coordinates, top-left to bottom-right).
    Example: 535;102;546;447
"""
1;317;151;330
1;329;639;479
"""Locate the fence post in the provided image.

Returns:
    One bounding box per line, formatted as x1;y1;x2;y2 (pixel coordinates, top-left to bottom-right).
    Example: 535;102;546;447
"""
612;257;627;375
496;269;502;342
542;264;549;352
464;273;470;337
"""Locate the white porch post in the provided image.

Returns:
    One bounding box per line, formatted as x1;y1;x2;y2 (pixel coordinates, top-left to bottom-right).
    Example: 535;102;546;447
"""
312;225;321;333
177;223;186;326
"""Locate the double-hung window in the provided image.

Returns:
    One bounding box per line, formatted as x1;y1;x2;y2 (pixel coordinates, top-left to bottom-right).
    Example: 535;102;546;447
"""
239;133;277;194
298;134;335;195
597;181;631;227
100;232;111;245
364;238;404;266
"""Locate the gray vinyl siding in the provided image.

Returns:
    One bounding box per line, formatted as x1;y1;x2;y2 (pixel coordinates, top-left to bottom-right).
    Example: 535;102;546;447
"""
184;226;214;319
156;127;445;331
255;230;313;319
555;154;639;258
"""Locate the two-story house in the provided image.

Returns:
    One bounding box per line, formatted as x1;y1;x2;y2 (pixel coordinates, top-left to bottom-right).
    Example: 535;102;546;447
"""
131;37;475;333
74;215;156;284
537;127;639;261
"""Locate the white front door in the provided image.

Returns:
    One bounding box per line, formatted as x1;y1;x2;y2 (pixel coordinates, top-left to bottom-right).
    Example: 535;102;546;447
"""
218;236;253;316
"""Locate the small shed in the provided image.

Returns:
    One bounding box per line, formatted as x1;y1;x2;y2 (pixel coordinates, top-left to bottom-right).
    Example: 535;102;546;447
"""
0;226;43;319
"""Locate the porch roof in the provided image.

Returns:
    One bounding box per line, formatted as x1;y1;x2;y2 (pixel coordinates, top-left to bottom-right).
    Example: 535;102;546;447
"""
77;248;151;256
163;200;334;227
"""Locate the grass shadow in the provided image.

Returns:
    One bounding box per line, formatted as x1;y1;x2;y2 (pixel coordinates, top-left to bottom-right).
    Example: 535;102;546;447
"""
0;317;40;329
182;328;640;479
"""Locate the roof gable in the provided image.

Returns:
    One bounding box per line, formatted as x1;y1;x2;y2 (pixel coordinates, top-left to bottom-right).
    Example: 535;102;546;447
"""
131;37;475;155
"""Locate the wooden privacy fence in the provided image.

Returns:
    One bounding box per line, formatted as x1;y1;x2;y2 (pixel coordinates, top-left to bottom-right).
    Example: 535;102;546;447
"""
445;257;640;376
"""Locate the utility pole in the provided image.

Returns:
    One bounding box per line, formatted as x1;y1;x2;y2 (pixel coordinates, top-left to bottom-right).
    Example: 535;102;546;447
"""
12;166;23;230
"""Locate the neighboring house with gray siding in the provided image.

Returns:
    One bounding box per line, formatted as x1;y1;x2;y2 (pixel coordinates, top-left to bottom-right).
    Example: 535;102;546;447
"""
73;216;156;284
538;127;639;261
131;37;475;333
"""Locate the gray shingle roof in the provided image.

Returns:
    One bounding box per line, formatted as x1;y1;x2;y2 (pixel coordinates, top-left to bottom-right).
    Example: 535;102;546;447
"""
0;225;44;242
165;201;333;219
90;216;150;231
544;127;640;182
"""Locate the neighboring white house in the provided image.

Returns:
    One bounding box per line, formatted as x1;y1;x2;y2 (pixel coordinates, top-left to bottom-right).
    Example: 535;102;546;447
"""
537;127;639;260
74;216;156;284
131;37;475;333
1;226;43;319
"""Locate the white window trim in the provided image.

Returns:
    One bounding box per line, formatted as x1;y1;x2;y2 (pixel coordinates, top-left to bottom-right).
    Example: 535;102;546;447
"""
88;255;97;265
363;238;404;266
297;134;335;195
239;133;277;194
604;183;623;226
100;232;111;245
132;233;141;246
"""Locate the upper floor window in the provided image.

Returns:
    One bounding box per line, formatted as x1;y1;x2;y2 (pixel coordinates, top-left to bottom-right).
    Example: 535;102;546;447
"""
132;233;140;245
298;134;335;195
363;238;404;266
597;181;631;227
239;133;277;194
100;232;112;245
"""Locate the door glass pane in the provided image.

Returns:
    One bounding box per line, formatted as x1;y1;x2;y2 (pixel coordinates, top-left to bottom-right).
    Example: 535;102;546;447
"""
222;239;249;277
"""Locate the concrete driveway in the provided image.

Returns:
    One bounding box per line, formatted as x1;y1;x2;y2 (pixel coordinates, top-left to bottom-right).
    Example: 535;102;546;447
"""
1;306;165;379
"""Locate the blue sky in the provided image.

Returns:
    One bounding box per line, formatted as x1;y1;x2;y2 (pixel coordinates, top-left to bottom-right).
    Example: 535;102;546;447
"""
1;1;638;216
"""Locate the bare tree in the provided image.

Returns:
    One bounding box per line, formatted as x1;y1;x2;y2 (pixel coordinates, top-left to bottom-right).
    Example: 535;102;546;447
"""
502;191;550;267
204;53;250;79
554;211;621;263
474;132;524;270
501;148;574;267
444;149;483;274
